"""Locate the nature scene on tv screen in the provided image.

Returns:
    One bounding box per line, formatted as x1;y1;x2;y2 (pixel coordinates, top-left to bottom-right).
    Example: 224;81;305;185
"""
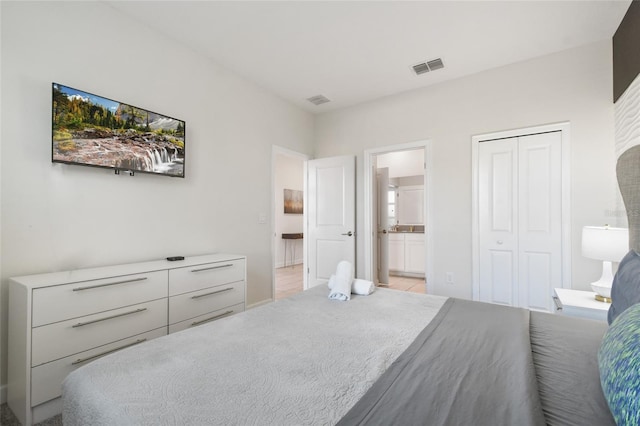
52;83;185;177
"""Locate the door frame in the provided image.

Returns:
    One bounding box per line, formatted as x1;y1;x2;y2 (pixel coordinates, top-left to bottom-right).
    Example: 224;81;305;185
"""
471;122;572;301
363;139;434;292
271;145;310;301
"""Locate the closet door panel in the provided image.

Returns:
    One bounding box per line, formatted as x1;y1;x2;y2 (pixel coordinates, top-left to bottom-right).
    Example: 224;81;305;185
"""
518;132;562;311
478;139;518;305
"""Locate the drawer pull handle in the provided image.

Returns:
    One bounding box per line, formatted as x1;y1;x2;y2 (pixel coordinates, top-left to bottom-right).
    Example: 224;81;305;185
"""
71;338;147;365
191;287;233;299
552;296;562;311
72;308;147;328
191;264;233;273
191;310;234;326
73;277;148;292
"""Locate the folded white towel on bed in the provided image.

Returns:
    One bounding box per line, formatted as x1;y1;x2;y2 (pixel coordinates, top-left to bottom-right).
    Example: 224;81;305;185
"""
328;274;375;296
328;261;353;301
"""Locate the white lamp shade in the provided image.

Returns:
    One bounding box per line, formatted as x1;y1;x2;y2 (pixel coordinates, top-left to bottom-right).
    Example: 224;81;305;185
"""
582;226;629;262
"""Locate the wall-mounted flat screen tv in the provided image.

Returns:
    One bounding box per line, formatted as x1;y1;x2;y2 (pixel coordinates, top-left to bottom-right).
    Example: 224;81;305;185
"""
52;83;185;177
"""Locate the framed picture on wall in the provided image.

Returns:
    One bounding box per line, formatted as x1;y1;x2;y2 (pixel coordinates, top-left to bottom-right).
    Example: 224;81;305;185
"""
284;189;303;214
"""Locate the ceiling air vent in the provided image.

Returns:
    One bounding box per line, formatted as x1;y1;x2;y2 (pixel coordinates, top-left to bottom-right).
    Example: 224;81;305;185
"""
307;94;330;106
412;58;444;75
427;58;444;71
412;62;430;75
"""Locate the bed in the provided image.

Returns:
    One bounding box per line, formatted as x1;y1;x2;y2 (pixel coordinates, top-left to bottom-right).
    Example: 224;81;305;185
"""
62;282;616;426
62;147;640;425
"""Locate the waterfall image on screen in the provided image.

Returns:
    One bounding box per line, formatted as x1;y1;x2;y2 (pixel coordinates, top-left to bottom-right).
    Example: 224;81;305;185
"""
52;83;185;177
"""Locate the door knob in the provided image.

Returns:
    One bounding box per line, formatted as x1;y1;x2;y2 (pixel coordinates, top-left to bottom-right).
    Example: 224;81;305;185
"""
342;231;354;237
378;229;388;234
497;240;503;245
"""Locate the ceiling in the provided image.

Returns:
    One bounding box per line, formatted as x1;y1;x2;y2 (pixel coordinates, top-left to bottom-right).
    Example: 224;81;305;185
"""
106;1;631;114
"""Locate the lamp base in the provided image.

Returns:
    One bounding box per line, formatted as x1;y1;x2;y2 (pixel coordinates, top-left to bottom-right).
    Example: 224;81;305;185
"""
590;260;615;298
595;294;612;303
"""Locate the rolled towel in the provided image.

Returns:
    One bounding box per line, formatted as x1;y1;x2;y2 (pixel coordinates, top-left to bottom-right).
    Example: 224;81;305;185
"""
328;274;337;290
352;278;375;296
328;274;375;296
328;260;353;301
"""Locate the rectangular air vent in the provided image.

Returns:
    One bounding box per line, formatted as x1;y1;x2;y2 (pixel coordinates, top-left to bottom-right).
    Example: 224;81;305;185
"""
307;94;330;106
412;58;444;76
427;58;444;71
412;63;430;75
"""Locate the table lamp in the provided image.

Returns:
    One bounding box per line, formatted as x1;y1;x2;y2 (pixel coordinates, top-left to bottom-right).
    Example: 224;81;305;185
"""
582;225;629;302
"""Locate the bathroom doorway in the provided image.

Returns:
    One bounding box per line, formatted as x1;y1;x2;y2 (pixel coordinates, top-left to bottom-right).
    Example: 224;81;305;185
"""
364;140;433;294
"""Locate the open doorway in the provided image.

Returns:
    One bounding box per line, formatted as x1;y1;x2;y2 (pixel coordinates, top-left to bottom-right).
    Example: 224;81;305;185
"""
272;146;308;301
364;140;433;294
376;149;426;293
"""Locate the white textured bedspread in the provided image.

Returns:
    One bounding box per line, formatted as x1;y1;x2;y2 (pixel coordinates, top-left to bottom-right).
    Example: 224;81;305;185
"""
62;286;446;425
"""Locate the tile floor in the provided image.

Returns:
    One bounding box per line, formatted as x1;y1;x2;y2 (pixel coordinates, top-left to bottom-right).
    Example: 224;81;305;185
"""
275;263;306;300
384;274;427;294
275;264;426;299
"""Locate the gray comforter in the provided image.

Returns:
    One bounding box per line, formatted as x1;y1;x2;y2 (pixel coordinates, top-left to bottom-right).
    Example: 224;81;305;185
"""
338;298;547;426
338;299;615;426
62;286;447;425
63;287;613;426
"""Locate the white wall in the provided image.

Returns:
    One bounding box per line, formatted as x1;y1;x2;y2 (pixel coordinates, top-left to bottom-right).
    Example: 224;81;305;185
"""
274;153;304;267
316;40;619;300
0;1;313;391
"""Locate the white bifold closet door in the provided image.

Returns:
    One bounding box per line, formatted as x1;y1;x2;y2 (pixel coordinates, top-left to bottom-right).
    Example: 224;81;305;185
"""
478;131;562;311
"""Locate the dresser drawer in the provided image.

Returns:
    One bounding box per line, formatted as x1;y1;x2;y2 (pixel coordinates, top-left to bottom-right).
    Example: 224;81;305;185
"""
32;271;168;327
169;281;245;324
31;298;167;367
169;259;245;296
169;303;244;334
31;327;166;407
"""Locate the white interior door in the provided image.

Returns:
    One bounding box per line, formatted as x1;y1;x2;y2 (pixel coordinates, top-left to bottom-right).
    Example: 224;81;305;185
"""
478;139;518;305
478;132;562;311
306;155;356;288
377;167;390;285
517;132;562;311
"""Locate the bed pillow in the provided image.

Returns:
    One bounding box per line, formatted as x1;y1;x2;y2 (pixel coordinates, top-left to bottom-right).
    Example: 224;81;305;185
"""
608;250;640;325
598;302;640;425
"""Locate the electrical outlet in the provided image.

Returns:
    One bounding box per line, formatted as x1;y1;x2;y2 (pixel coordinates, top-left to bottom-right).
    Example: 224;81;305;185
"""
258;213;267;224
445;272;454;284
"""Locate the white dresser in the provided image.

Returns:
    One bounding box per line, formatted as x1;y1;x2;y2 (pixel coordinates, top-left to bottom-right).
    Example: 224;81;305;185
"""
8;254;246;426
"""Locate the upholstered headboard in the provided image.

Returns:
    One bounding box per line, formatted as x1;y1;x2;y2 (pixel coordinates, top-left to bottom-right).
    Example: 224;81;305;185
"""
617;145;640;251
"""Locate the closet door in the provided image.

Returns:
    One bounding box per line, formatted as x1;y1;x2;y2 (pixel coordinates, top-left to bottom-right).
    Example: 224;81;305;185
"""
478;139;519;306
517;132;562;311
478;132;562;311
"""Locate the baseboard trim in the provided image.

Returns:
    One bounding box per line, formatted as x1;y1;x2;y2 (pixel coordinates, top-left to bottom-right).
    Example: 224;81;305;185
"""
1;384;7;403
389;271;425;279
246;298;273;310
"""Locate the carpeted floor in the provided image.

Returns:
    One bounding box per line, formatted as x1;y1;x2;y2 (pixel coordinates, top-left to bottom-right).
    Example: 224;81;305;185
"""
1;403;62;426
